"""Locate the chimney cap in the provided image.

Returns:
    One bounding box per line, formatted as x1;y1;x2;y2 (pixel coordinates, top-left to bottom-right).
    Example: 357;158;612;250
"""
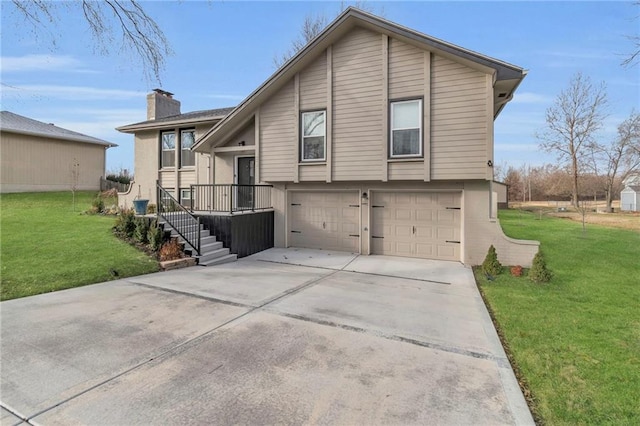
152;88;174;98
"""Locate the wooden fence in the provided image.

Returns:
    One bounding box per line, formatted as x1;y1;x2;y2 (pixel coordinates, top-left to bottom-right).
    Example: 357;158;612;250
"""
100;178;130;192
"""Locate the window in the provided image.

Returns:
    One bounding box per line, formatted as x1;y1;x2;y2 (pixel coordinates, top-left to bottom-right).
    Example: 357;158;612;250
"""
301;110;326;161
180;129;195;167
180;188;192;208
390;99;422;157
161;131;175;168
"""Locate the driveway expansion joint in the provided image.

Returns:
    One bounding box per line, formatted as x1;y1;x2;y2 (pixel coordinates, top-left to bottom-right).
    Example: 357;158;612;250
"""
127;280;256;309
270;310;500;362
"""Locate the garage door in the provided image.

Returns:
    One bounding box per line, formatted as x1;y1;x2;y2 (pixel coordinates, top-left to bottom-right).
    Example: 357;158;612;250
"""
288;191;360;252
371;192;461;261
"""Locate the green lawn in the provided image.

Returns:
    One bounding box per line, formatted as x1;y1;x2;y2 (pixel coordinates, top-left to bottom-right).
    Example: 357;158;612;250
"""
477;209;640;425
1;191;159;301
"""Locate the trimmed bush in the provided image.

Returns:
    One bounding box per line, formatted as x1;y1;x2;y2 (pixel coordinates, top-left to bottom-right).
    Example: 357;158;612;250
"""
482;245;503;276
134;217;150;244
91;197;105;213
147;220;166;251
529;251;553;283
114;208;136;238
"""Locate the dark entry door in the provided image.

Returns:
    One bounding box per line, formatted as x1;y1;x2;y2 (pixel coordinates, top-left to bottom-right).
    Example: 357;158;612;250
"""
237;157;255;209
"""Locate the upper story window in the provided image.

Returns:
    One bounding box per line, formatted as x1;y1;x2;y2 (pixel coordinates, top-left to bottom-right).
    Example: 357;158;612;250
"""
301;110;326;162
390;99;422;158
161;131;175;168
181;129;195;167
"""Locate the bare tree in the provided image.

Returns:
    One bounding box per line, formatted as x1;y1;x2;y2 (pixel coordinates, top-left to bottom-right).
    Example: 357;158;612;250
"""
274;1;383;68
589;111;640;211
536;73;608;207
622;2;640;67
8;0;172;83
70;158;80;212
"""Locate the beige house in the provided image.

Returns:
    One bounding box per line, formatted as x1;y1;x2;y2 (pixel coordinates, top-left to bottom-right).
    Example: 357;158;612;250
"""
119;8;539;266
0;111;116;193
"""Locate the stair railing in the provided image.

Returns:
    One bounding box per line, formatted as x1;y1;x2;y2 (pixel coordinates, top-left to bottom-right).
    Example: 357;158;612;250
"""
157;181;201;255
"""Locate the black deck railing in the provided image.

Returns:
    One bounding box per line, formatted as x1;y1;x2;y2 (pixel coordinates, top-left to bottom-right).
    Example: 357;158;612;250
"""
157;182;201;255
190;184;273;214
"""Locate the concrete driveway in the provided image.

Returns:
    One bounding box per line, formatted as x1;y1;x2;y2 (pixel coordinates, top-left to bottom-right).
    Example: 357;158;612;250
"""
1;248;533;425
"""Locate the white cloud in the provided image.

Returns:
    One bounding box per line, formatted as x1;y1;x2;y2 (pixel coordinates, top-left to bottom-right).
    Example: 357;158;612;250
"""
0;54;97;73
511;92;552;104
1;84;145;101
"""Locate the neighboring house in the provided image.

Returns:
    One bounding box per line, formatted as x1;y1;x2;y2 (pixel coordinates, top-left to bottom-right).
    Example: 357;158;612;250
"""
0;111;116;193
620;174;640;212
119;8;539;266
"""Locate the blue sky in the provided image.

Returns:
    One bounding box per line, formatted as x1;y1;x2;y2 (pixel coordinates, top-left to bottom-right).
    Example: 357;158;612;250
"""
1;1;638;174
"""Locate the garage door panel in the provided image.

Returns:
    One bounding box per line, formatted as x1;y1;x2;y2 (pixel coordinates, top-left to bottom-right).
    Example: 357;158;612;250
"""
415;209;434;223
288;191;360;252
414;243;434;257
414;226;434;239
371;192;461;261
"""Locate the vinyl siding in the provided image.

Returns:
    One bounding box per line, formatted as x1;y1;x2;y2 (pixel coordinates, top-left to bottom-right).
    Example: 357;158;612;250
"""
260;79;296;182
222;121;255;147
332;27;383;181
299;164;326;181
431;55;488;180
299;52;327;110
389;38;424;99
0;131;106;192
159;170;176;189
388;161;424;180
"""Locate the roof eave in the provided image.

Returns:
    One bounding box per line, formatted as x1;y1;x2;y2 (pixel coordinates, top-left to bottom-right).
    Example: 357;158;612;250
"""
116;116;226;134
1;128;116;147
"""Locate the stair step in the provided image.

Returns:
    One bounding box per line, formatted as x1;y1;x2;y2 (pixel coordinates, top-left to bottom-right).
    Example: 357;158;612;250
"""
197;248;231;264
159;215;236;267
200;241;223;252
199;254;238;267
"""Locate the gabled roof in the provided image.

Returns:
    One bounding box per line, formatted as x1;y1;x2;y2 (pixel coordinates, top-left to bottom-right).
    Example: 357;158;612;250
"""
623;173;640;189
0;111;116;147
116;107;235;133
193;7;526;153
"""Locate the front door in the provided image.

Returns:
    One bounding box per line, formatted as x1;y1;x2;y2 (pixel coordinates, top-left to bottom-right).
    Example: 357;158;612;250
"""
236;156;255;209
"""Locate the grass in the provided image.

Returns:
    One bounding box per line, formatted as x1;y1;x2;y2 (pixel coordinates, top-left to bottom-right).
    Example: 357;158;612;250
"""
1;191;159;301
477;209;640;425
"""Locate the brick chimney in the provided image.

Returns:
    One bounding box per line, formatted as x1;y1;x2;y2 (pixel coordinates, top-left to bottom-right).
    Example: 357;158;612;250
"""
147;89;181;120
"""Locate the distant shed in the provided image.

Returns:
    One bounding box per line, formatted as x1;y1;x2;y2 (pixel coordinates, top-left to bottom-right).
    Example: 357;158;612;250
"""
0;111;116;193
620;174;640;212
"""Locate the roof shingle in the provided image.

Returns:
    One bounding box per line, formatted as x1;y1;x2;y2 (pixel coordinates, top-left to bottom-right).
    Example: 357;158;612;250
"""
0;111;116;147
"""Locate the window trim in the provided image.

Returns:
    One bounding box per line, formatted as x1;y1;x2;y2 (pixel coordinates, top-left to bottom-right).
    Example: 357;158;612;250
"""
180;128;196;168
300;109;327;162
160;130;176;169
389;98;423;159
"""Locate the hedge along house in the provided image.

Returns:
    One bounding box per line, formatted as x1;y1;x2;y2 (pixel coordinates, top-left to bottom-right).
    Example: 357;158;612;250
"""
119;8;539;266
0;111;116;193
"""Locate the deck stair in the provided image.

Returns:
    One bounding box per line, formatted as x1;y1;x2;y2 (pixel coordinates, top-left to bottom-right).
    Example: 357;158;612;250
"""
158;219;237;266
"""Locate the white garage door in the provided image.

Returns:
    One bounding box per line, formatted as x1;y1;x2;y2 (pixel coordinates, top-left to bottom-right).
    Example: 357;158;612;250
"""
371;192;461;261
288;191;360;252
